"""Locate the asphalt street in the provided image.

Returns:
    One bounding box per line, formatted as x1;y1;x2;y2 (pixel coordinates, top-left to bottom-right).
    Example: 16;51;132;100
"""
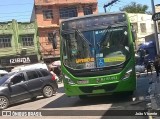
0;73;153;119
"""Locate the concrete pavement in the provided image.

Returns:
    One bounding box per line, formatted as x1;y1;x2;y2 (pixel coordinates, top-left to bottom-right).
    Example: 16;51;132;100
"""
146;72;160;119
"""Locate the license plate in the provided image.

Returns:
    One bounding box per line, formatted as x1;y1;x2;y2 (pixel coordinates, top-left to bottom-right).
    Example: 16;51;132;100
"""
93;89;105;93
77;80;89;84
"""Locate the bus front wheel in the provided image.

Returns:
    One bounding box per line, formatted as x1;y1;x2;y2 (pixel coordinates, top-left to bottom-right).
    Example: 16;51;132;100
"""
126;91;134;96
79;95;88;100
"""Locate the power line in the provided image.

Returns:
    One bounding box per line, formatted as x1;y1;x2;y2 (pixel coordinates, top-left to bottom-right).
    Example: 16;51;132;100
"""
0;15;31;18
0;13;154;23
0;1;155;22
119;0;133;5
0;11;32;15
0;3;33;6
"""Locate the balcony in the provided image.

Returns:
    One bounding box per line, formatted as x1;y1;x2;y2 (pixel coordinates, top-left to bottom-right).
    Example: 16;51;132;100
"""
35;0;97;6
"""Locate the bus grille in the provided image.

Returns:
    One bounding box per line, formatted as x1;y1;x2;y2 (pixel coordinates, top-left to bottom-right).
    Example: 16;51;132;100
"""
79;83;118;93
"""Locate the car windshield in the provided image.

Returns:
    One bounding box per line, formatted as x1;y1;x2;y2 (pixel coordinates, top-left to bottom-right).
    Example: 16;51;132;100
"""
62;25;130;70
0;72;15;86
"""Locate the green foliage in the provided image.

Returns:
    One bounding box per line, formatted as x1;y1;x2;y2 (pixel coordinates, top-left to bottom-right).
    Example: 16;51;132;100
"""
119;2;149;13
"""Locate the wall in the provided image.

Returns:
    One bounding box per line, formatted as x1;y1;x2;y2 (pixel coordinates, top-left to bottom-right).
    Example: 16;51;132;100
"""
0;20;40;67
128;13;154;48
34;0;98;62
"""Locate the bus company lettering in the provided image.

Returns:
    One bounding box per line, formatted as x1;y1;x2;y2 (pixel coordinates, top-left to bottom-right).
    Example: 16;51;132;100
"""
104;56;125;62
76;58;94;63
10;57;31;64
97;76;118;82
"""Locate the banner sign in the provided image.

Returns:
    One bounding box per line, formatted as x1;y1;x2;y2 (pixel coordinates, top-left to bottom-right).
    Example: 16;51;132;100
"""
0;55;38;66
0;110;159;116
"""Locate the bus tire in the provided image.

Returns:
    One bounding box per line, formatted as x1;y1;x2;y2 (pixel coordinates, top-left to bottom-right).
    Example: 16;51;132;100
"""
127;91;134;96
124;91;134;99
79;95;88;100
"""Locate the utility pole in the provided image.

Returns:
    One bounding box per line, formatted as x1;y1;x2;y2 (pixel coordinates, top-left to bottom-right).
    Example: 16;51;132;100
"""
103;0;118;13
104;6;107;13
151;0;160;54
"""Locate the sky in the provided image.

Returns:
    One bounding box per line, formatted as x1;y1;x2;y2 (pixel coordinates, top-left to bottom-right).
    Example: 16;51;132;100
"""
0;0;159;22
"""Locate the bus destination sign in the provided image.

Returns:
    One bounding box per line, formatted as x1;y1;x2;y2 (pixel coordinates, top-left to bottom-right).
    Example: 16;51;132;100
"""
62;13;126;30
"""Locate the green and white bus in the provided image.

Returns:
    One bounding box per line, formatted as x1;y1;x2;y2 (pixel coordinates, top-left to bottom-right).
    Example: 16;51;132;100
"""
60;12;137;98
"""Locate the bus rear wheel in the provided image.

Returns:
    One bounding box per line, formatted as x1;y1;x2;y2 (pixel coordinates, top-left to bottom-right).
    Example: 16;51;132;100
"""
123;91;134;100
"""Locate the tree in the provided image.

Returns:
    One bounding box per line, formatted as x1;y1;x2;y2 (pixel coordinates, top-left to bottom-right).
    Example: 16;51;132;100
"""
119;2;149;14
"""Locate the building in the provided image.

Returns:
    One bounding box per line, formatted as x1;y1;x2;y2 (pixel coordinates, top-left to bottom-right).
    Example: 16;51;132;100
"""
0;20;40;71
155;5;160;12
128;13;154;49
155;5;160;32
31;0;98;63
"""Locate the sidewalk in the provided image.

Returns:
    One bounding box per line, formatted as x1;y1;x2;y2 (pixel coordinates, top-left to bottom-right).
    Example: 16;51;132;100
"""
148;73;160;119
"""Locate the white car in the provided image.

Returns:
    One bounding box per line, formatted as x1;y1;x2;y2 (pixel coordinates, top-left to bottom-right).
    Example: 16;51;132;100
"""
11;62;48;72
0;70;8;77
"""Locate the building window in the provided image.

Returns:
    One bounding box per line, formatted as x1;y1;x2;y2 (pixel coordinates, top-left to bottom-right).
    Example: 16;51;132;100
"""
43;9;53;19
83;7;93;15
0;35;11;48
21;35;34;46
131;23;138;33
59;7;77;19
140;23;146;33
151;24;154;32
48;32;57;49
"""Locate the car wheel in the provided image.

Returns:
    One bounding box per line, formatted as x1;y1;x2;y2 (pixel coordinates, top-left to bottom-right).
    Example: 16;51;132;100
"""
42;86;54;98
0;96;9;110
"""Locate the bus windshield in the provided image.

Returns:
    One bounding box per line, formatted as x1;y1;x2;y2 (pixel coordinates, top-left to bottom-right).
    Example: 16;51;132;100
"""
62;26;130;70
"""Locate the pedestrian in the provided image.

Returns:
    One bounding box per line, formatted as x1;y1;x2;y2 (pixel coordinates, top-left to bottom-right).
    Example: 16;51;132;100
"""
146;61;152;75
49;68;54;76
49;68;59;81
154;56;160;77
54;66;62;83
54;66;61;76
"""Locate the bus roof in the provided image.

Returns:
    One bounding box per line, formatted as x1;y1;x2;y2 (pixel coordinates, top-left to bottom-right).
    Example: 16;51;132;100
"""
61;12;126;23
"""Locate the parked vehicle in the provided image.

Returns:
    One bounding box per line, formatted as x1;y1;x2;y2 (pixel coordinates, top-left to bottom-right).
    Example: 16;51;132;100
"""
0;70;8;77
139;41;157;61
0;68;58;109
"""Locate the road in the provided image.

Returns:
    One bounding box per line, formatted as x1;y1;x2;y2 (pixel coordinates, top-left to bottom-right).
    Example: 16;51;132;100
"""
1;73;151;119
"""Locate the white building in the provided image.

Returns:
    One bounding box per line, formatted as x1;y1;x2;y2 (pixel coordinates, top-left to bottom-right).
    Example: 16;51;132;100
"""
128;13;154;48
155;5;160;32
155;5;160;12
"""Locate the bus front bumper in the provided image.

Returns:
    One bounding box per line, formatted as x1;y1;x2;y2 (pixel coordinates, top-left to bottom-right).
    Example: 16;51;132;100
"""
64;79;136;96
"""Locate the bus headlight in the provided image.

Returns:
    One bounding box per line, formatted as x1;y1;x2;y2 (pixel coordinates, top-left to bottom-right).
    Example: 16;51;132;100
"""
65;75;75;85
121;69;132;80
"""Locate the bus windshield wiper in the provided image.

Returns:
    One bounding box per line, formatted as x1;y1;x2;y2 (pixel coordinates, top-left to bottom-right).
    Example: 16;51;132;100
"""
75;29;92;47
97;25;111;48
